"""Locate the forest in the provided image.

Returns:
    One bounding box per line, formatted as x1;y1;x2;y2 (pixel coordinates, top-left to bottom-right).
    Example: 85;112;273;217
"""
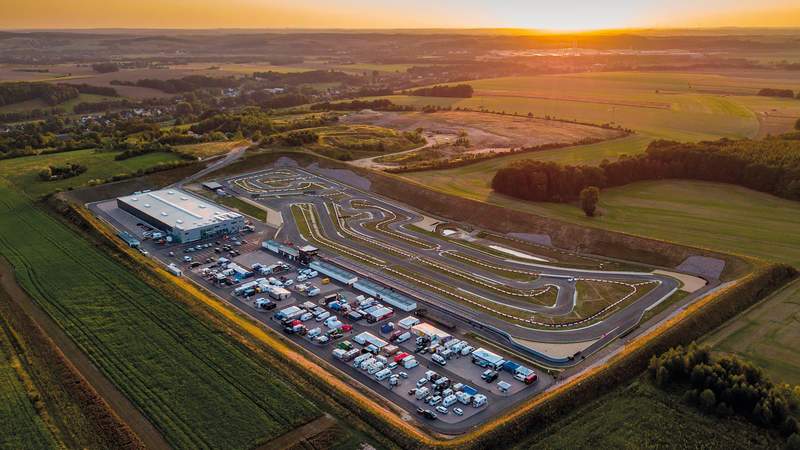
406;84;474;98
491;137;800;202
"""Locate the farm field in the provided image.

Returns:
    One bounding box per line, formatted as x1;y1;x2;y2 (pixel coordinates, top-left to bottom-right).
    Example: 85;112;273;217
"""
0;182;321;449
0;325;58;450
704;278;800;384
0;93;118;115
174;139;249;158
0;149;183;197
519;380;782;449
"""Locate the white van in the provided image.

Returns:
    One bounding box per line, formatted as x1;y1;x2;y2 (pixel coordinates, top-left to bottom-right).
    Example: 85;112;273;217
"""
461;345;475;356
315;311;331;322
472;394;488;408
395;332;412;343
360;358;376;371
431;353;447;366
442;394;458;408
353;353;371;367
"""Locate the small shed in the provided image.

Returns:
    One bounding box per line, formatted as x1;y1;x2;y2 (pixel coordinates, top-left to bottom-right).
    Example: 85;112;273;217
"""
202;181;223;191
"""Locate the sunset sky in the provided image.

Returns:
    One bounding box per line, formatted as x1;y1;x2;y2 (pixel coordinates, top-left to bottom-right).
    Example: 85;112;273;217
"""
3;0;800;30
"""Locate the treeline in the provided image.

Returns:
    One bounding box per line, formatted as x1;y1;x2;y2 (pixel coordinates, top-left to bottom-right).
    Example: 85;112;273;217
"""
249;92;309;109
39;163;87;181
0;82;79;107
406;84;474;98
311;99;411;111
252;70;361;86
492;137;800;202
112;142;189;161
758;88;798;99
65;83;119;97
112;75;239;94
265;129;319;147
91;62;119;73
649;344;800;443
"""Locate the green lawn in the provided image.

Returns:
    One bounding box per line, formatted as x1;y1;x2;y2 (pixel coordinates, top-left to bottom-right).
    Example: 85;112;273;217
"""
704;278;800;384
519;380;782;449
0;183;320;449
0;333;58;450
0;149;182;197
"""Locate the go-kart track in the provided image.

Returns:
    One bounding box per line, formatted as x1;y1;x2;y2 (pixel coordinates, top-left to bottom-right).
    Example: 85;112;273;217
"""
224;166;710;367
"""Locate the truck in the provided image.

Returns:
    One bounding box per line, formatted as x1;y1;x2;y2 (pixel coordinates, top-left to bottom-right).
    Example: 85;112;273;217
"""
402;357;419;369
461;385;478;396
332;348;347;360
514;366;538;384
415;387;430;400
375;368;392;381
394;352;411;363
456;391;472;405
395;332;412;343
306;286;321;297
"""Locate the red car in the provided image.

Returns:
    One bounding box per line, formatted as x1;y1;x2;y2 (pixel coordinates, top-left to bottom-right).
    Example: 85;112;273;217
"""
341;324;353;333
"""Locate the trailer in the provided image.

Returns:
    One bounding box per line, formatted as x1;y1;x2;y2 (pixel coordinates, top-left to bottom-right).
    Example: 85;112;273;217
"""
411;323;452;343
268;286;291;301
472;348;506;370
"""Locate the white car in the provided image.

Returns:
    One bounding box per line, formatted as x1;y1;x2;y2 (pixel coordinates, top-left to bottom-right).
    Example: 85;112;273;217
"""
435;405;448;415
283;279;294;286
183;256;192;262
314;335;329;344
416;378;428;388
299;312;314;322
315;311;331;322
453;407;464;416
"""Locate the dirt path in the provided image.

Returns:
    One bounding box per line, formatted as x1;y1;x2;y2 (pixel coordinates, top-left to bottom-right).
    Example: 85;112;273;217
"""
348;137;433;170
257;414;337;450
0;261;171;450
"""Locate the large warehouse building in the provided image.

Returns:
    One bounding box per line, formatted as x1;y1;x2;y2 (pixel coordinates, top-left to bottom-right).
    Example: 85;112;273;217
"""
117;189;244;243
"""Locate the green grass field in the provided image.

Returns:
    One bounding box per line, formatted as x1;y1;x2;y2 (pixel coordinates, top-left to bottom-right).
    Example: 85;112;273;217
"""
403;175;800;266
519;380;781;449
0;149;182;197
704;278;800;384
0;182;320;449
0;331;58;450
174;139;248;159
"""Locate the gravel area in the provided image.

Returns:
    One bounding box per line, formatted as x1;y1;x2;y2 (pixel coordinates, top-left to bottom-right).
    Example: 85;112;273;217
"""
507;233;553;247
676;256;725;280
306;163;372;191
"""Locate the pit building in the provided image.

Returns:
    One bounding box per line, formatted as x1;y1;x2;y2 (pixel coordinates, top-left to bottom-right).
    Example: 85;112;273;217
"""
117;189;244;243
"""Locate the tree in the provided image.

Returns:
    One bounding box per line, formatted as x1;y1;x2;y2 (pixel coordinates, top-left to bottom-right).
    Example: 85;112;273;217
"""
700;388;717;412
787;433;800;450
580;186;600;217
795;117;800;131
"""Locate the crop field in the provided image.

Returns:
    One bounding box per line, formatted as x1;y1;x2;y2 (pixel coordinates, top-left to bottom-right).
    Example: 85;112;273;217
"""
704;279;800;384
0;182;321;449
520;380;781;449
0;149;183;197
174;139;249;158
0;327;58;450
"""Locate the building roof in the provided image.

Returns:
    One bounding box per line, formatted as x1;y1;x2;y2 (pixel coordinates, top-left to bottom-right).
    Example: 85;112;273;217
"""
202;181;223;190
118;189;242;232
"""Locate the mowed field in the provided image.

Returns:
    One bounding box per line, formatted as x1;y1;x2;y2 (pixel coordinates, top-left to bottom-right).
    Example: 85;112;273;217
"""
704;279;800;384
0;149;182;198
0;181;321;449
518;380;782;449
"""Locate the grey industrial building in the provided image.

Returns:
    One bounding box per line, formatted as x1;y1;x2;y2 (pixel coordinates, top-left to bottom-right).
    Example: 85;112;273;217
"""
117;189;244;243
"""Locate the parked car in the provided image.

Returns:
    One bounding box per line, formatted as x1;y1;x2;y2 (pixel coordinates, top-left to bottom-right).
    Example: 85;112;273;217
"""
481;369;499;383
435;405;448;414
416;378;428;388
453;407;464;416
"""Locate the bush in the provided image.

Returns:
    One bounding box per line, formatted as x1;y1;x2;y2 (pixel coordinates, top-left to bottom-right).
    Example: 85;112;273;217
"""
91;62;119;73
38;163;87;181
